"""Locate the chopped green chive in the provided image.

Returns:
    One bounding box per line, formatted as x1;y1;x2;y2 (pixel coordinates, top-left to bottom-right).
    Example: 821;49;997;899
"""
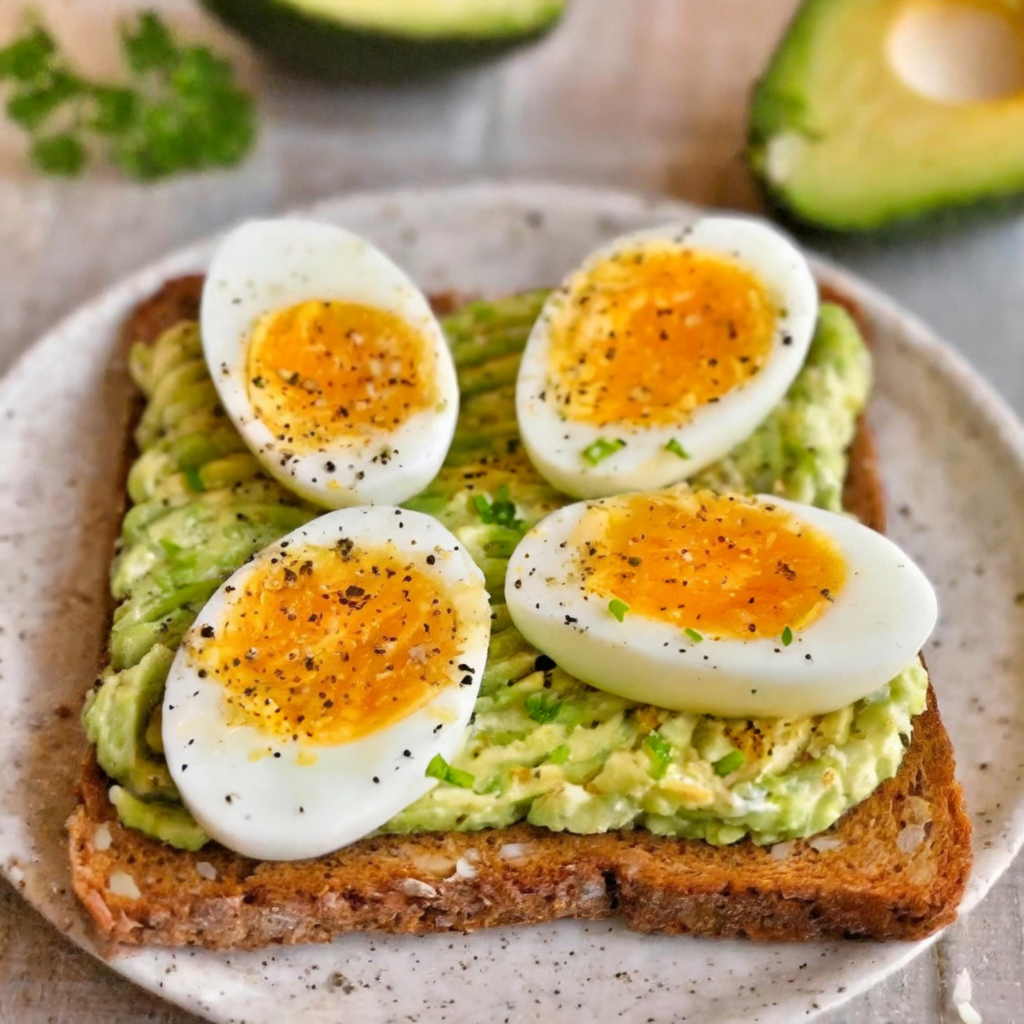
549;744;571;765
491;485;525;530
684;627;704;644
665;438;690;460
425;753;475;789
473;485;526;533
644;730;672;779
713;750;746;777
183;466;205;493
490;729;528;746
781;625;794;646
525;692;562;724
445;766;476;790
582;438;625;465
608;598;630;622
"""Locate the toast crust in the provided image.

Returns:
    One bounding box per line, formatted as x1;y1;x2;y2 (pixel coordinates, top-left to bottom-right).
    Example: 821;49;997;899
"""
68;277;972;949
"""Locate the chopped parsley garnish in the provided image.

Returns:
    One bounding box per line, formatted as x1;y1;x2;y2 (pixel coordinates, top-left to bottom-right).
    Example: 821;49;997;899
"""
525;692;562;724
684;627;704;644
781;625;794;646
582;438;625;465
473;485;527;533
664;438;690;460
549;744;571;765
713;750;746;777
644;730;672;779
0;12;255;180
608;598;629;622
425;753;475;790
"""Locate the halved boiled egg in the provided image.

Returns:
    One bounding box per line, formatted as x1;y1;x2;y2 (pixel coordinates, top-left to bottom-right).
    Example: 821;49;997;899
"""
163;507;490;861
515;217;818;498
505;489;936;718
202;219;458;508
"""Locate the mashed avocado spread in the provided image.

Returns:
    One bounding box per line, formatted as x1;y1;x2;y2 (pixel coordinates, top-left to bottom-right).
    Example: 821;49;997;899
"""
84;293;927;852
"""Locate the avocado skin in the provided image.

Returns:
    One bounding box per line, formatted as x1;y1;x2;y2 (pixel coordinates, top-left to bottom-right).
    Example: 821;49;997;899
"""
200;0;566;82
747;0;1024;233
753;172;1024;240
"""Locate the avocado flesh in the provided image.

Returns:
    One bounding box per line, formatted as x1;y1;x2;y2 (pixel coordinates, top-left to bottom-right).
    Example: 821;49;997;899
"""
91;292;929;851
110;786;209;852
84;646;179;802
281;0;567;37
200;0;567;81
749;0;1024;230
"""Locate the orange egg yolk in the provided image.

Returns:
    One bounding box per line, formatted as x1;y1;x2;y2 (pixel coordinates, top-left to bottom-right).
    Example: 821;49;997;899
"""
575;491;847;641
191;540;461;745
546;246;777;428
246;300;438;452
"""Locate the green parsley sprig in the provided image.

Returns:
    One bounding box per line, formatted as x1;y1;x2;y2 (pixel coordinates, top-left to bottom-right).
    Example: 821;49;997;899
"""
0;12;255;179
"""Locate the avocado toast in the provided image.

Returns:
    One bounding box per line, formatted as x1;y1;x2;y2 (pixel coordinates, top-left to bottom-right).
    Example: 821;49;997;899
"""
68;274;971;948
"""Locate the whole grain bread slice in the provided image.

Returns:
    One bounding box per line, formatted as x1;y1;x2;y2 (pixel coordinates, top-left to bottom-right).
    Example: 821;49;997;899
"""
67;277;971;949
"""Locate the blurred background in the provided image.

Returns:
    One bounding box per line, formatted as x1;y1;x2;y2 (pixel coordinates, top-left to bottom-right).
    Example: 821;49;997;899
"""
0;1;1022;1021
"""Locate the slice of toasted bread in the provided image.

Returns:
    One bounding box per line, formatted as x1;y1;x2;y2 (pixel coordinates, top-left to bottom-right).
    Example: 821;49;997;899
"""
67;277;971;949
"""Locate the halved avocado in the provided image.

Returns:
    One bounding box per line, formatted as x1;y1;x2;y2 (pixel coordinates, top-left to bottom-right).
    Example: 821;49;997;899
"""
201;0;568;81
748;0;1024;231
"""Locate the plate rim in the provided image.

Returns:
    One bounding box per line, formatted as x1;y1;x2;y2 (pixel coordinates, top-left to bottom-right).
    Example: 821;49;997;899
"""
2;179;1022;1023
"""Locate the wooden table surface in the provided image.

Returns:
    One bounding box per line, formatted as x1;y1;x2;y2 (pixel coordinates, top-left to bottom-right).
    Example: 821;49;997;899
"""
1;1;1023;1021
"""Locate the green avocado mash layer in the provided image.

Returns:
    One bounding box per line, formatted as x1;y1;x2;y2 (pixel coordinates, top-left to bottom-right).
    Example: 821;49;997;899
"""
83;292;927;852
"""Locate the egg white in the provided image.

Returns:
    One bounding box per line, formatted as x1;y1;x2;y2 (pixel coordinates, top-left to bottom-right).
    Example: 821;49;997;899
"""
505;494;937;719
515;217;819;499
163;507;490;861
201;219;458;508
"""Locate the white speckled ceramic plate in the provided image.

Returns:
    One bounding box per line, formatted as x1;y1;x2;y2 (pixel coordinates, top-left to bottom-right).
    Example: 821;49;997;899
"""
1;184;1022;1024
